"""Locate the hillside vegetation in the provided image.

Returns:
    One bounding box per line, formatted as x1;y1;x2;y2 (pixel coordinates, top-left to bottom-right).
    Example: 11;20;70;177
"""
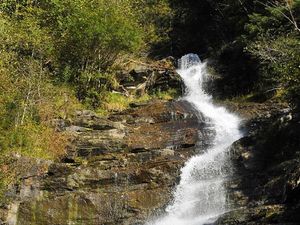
0;0;173;194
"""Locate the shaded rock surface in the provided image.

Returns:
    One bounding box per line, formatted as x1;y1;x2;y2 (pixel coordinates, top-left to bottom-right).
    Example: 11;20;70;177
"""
2;100;214;225
216;103;300;225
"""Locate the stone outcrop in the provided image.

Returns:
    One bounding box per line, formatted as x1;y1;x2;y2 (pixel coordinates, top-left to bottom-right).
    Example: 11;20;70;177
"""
1;100;214;225
117;57;183;97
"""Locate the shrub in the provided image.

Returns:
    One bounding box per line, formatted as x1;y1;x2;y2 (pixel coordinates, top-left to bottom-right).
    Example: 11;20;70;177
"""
244;1;300;106
42;0;143;73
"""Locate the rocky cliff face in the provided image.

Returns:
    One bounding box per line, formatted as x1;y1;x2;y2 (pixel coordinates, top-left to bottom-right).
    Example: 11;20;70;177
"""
1;99;215;225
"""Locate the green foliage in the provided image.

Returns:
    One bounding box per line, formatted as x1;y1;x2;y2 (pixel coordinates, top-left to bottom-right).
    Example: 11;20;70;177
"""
0;0;175;111
244;0;300;106
45;0;143;72
0;5;81;161
132;0;174;55
76;71;119;108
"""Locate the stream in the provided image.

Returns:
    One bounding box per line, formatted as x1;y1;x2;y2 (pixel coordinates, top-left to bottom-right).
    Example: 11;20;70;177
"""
148;54;243;225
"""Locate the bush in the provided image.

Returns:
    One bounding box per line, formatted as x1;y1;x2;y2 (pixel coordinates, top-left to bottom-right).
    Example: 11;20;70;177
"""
0;10;81;161
133;0;174;55
244;1;300;106
41;0;143;73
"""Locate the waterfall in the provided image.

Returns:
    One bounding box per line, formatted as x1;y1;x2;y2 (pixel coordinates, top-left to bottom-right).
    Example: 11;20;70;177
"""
147;54;242;225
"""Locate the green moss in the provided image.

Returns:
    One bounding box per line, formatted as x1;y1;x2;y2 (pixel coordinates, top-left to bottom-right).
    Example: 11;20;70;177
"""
97;88;180;115
98;92;151;113
154;88;181;100
67;198;79;225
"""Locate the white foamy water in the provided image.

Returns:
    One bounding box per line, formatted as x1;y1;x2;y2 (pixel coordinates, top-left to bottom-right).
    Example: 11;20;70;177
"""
147;54;242;225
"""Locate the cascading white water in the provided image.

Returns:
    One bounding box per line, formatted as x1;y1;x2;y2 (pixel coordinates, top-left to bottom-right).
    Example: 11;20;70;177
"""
147;54;242;225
